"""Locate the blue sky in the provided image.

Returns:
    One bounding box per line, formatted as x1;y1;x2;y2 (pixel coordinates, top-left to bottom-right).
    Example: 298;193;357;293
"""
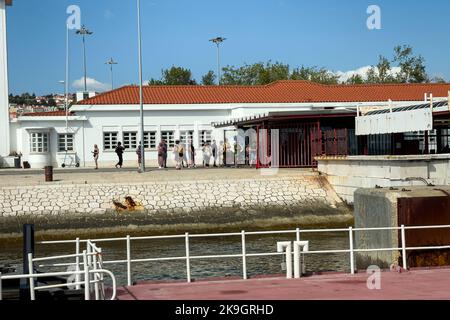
5;0;450;95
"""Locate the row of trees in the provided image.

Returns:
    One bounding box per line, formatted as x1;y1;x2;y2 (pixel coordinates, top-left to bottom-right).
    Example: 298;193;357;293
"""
147;45;445;86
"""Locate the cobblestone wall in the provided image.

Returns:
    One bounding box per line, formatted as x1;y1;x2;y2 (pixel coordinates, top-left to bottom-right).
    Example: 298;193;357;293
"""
0;175;343;218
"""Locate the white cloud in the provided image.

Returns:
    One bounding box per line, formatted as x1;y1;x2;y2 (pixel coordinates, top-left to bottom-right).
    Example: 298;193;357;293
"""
336;65;401;82
72;77;110;92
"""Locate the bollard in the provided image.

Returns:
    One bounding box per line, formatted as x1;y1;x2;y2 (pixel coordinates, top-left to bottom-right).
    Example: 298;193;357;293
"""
20;224;35;300
277;241;292;279
293;241;309;278
44;166;53;182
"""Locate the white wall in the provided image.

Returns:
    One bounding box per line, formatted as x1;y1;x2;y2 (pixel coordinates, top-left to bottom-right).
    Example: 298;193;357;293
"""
15;119;86;168
78;109;231;167
0;0;10;157
318;155;450;204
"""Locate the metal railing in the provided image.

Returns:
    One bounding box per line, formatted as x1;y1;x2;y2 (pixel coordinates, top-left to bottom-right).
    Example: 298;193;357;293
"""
29;224;450;287
0;241;117;301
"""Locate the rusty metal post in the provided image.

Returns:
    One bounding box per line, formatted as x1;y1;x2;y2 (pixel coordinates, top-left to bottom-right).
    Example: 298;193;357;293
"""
44;166;53;182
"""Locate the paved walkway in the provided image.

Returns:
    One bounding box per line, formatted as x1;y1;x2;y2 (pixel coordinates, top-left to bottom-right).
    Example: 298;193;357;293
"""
116;268;450;300
0;167;315;187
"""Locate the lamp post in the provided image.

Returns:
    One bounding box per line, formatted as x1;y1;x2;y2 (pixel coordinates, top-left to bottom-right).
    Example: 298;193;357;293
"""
105;58;118;90
137;0;145;173
76;25;93;92
209;37;226;85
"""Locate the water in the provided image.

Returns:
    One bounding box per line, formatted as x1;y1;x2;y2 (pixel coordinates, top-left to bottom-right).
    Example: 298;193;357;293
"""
0;232;350;286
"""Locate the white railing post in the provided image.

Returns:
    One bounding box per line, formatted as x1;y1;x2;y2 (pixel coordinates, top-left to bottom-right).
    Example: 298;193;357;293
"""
401;225;408;270
277;242;292;279
92;251;100;300
0;272;3;301
293;241;309;278
28;253;35;301
126;235;132;287
86;240;93;292
98;248;105;300
83;250;90;300
185;232;191;283
349;227;355;274
75;237;81;290
296;228;300;242
241;230;247;280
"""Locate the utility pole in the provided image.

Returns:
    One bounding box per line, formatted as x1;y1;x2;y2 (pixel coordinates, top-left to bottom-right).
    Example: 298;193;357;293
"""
137;0;145;173
209;37;226;85
105;58;118;90
76;25;93;92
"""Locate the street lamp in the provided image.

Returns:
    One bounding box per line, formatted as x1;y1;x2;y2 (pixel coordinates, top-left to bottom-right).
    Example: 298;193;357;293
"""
105;58;118;90
76;25;93;92
209;37;227;85
137;0;145;173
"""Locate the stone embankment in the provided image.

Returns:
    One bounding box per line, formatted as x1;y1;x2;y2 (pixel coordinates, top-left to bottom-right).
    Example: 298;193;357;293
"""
0;169;352;238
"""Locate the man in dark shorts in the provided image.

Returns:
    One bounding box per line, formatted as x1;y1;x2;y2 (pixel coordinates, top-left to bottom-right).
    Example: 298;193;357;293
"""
115;142;125;168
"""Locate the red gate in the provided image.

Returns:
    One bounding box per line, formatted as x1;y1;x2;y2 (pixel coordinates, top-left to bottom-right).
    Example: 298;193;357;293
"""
256;123;350;169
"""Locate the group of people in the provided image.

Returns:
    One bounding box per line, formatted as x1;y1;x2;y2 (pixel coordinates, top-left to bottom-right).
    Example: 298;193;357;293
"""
90;138;257;170
172;140;219;170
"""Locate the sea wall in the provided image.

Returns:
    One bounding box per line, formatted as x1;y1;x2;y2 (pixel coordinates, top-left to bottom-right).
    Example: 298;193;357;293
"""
0;175;351;236
317;154;450;204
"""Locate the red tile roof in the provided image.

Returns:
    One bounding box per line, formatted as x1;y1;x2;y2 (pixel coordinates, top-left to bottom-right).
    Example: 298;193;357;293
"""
21;111;73;117
76;80;450;106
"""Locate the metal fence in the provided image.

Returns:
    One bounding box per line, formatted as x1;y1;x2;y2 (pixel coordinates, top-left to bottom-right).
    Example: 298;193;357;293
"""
0;240;117;301
28;224;450;287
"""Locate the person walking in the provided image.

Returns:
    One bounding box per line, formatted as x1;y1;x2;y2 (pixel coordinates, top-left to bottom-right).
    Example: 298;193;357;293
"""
157;139;167;169
182;142;188;168
115;142;125;169
211;140;218;167
136;143;142;169
202;142;212;167
163;139;168;168
189;141;196;168
173;140;184;170
92;144;99;169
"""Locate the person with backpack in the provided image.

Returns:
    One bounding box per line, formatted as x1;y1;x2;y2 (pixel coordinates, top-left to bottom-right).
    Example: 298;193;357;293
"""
115;142;125;169
173;140;184;170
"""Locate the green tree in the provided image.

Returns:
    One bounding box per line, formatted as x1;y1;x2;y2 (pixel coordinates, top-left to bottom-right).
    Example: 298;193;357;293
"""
431;76;446;83
201;70;216;85
221;61;290;85
290;66;340;84
346;74;365;84
393;45;429;83
149;66;197;85
47;98;57;107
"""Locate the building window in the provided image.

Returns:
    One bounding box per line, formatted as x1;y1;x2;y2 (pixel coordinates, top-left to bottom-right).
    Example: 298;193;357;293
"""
144;131;157;149
161;131;175;148
123;132;138;149
30;132;49;153
58;134;74;152
180;130;194;146
103;132;118;150
199;130;212;145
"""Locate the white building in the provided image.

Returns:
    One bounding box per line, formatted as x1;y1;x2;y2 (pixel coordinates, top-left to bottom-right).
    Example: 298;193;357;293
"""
5;81;450;169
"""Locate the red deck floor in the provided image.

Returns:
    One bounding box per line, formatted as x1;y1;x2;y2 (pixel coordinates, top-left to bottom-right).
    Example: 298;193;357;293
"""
116;268;450;300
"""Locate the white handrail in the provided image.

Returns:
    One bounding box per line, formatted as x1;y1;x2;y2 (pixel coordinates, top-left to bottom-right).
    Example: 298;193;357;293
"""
0;269;117;301
32;224;450;286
